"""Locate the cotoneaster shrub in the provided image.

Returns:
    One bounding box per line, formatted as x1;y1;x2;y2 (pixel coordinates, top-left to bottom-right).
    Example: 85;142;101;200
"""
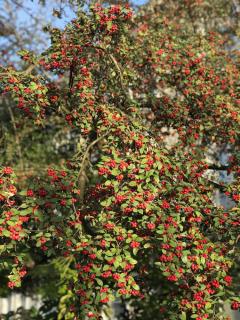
0;3;239;320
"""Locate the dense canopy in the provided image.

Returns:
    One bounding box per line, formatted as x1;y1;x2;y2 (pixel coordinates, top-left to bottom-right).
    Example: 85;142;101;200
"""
0;1;239;319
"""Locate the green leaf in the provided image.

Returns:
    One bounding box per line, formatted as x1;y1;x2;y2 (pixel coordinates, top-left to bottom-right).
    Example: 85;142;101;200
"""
2;230;10;237
180;312;186;320
205;302;212;310
29;82;38;90
129;181;137;187
143;243;151;248
95;278;103;286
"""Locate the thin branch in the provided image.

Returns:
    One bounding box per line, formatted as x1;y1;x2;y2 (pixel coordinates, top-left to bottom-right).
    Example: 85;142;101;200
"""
108;52;125;92
84;45;131;100
207;165;230;171
0;63;36;76
77;131;109;181
206;179;226;191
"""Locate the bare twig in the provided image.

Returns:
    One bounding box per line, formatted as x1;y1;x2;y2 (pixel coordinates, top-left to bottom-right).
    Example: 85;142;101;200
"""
207;165;230;171
84;45;131;100
77;131;109;181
